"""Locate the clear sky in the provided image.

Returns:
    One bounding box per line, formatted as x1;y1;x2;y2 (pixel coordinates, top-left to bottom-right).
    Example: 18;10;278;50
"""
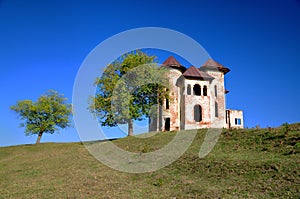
1;0;300;147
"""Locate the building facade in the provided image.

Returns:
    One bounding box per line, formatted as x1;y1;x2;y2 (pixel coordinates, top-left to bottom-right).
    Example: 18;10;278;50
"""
149;56;244;131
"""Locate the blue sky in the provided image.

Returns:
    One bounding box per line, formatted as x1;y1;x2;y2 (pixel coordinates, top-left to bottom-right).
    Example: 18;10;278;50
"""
1;0;300;146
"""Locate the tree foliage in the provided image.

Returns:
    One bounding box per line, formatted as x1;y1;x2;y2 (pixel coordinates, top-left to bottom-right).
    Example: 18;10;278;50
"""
91;50;170;136
11;90;72;144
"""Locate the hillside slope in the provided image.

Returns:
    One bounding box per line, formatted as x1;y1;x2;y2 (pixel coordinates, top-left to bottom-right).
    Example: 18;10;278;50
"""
0;125;299;198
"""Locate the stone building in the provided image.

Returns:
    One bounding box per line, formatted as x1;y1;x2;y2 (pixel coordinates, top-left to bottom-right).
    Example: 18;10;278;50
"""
149;56;244;131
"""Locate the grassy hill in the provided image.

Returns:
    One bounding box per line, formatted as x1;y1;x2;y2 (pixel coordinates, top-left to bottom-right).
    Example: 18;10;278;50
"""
0;124;299;198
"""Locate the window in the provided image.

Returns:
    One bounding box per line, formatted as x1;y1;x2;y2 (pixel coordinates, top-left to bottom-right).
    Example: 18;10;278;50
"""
166;98;169;109
194;105;202;122
215;101;218;117
235;118;241;125
193;84;201;96
214;85;217;97
187;84;191;95
203;85;207;96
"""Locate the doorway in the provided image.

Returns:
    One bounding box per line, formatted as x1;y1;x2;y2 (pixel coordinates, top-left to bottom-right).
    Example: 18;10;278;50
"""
165;118;170;131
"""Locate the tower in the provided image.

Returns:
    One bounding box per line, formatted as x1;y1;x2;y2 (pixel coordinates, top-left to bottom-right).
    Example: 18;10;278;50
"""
199;59;230;128
148;56;185;132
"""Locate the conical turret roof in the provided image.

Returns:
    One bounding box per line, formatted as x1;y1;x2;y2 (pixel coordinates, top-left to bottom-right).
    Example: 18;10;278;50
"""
161;56;186;72
200;58;230;74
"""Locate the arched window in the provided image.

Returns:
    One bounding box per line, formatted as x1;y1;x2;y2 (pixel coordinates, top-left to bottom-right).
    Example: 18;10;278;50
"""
203;85;207;96
214;85;217;97
187;84;191;95
215;101;218;117
194;105;202;122
193;84;201;96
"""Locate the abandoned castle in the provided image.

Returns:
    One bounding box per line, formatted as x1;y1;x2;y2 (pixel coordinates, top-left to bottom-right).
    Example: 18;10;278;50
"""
149;56;244;131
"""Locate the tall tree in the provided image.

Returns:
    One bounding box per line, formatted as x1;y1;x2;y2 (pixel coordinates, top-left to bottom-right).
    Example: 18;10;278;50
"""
11;90;72;144
91;50;170;136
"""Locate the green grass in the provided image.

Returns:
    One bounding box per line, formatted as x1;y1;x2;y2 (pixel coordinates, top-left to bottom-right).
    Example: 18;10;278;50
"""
0;124;299;198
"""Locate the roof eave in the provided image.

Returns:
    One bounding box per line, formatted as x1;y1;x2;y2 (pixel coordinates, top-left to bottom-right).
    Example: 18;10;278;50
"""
183;75;214;81
200;66;230;75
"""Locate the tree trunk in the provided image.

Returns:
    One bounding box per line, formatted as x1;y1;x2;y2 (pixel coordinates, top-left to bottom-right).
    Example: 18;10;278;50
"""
128;119;133;136
156;92;159;132
36;131;43;144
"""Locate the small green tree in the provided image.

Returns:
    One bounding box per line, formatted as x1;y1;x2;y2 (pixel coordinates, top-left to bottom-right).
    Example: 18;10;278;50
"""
91;50;170;136
11;90;72;144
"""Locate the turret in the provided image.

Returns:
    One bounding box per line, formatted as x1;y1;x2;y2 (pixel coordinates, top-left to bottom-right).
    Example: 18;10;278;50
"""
200;58;230;128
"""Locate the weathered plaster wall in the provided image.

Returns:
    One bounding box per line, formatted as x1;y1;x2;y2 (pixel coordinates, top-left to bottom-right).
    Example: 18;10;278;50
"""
182;79;211;130
207;71;227;128
150;65;244;132
161;69;182;131
226;109;244;129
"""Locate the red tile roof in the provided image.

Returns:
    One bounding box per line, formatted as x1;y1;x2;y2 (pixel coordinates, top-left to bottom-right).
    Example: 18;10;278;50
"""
200;58;230;74
162;56;182;66
161;56;186;73
183;66;214;80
